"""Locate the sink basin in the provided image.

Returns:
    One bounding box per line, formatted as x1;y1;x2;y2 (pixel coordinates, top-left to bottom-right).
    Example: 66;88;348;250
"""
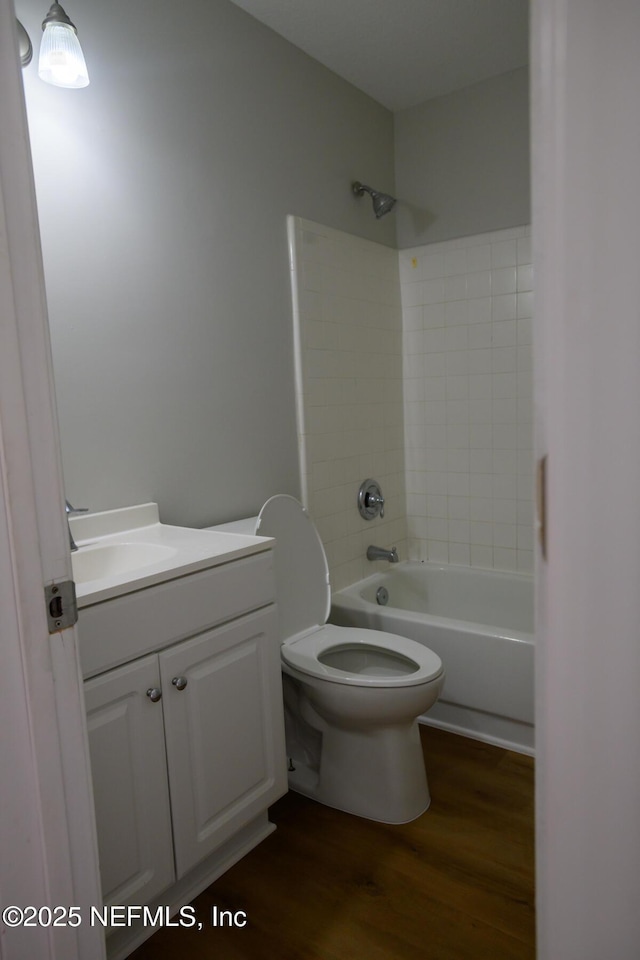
72;542;178;584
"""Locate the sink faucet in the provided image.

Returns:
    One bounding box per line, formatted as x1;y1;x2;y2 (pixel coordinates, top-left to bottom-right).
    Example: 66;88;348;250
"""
367;544;399;563
65;499;88;552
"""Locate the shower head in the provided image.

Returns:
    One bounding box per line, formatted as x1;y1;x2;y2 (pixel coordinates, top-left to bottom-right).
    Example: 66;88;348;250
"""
352;181;397;219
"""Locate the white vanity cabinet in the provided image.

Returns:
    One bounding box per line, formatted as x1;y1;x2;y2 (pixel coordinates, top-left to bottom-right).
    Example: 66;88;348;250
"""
158;606;282;878
84;655;175;910
78;544;287;947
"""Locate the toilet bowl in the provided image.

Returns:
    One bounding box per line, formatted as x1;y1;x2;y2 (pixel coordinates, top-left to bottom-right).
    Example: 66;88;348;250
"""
256;495;444;824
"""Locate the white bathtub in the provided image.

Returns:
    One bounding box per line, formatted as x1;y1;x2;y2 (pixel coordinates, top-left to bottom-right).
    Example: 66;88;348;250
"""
331;561;535;755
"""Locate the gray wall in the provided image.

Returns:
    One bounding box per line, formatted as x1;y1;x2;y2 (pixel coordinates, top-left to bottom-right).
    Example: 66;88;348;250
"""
394;68;530;248
17;0;396;527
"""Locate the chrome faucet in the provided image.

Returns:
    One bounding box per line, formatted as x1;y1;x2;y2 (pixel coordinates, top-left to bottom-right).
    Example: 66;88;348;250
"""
65;499;88;552
367;544;399;563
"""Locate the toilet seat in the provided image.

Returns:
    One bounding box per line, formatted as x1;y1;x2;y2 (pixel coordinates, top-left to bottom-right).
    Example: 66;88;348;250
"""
281;624;443;688
257;495;443;689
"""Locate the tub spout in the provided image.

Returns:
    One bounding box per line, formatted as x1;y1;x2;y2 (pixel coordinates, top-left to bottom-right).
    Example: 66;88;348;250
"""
367;544;399;563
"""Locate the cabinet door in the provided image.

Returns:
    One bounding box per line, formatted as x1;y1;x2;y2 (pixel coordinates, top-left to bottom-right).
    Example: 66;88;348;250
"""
84;655;174;909
159;606;287;878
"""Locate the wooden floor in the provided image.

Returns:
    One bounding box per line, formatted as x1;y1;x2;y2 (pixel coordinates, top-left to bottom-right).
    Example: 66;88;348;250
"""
130;727;535;960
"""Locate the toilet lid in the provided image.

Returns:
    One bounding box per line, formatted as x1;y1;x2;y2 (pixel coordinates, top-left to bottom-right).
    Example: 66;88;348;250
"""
257;495;331;640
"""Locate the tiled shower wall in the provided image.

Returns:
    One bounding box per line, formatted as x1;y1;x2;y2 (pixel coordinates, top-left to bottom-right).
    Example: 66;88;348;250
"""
289;218;534;587
288;217;407;591
400;226;534;572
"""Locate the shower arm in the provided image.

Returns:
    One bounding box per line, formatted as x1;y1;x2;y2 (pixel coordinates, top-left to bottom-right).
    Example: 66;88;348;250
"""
352;181;373;198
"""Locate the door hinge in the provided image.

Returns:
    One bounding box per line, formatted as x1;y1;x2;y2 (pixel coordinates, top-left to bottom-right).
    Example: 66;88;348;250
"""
45;580;78;633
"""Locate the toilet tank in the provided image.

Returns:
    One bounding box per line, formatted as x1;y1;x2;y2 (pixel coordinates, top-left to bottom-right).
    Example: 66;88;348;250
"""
206;517;259;536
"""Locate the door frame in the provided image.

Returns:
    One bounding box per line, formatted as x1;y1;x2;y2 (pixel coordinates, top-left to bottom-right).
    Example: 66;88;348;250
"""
3;0;640;958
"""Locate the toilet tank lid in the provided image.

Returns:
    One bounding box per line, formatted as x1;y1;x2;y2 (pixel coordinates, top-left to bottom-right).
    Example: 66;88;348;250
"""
256;495;331;640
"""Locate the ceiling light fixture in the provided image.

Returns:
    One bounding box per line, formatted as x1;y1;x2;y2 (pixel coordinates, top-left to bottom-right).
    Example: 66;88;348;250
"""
37;2;89;88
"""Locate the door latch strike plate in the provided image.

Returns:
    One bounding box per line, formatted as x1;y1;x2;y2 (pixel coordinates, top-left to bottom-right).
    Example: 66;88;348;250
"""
45;580;78;633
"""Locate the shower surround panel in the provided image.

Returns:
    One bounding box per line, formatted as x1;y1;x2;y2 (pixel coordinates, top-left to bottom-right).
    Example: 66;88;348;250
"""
289;218;534;586
288;217;407;591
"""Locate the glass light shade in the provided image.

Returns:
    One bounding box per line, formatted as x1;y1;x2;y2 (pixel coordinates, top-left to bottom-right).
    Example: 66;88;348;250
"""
38;22;89;88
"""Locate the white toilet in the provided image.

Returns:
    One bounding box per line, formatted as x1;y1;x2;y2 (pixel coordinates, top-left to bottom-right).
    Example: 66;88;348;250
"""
255;495;444;824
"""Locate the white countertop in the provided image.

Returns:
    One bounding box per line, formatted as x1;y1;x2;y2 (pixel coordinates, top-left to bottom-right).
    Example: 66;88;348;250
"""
70;503;273;607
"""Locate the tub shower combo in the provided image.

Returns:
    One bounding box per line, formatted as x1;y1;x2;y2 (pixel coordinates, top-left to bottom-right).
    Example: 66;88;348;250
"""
332;480;535;756
288;210;535;759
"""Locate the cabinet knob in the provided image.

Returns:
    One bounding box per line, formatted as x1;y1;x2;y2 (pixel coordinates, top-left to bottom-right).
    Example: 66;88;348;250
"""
172;676;188;691
146;687;162;703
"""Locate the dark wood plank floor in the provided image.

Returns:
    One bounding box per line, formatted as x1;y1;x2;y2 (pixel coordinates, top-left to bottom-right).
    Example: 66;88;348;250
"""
130;727;535;959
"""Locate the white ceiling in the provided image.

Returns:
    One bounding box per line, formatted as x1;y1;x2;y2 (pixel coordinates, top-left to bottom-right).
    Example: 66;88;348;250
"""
228;0;529;112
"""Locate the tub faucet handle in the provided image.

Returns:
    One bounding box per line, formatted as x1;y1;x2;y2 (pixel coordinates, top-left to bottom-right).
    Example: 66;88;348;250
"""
366;491;385;518
358;479;385;520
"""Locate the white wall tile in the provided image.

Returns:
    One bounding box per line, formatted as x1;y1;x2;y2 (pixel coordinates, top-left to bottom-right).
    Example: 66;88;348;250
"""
491;239;518;268
492;320;517;347
401;282;423;308
446;448;470;471
427;540;449;562
469;374;493;400
517;264;533;292
467;271;492;298
468;298;493;324
517;291;534;318
469;521;493;545
443;248;468;276
517;317;533;345
493;548;517;571
492;267;518;295
448;497;470;520
492;293;518;322
422;253;445;278
468;323;493;349
470;347;493;373
445;300;469;326
446;376;469;400
422;278;445;304
446;351;470;376
468;398;493;423
428;518;448;540
445;275;468;300
423;302;446;327
466;244;491;272
516;236;532;264
470;497;493;522
469;449;494;474
401;224;533;574
470;545;493;567
492;346;517;372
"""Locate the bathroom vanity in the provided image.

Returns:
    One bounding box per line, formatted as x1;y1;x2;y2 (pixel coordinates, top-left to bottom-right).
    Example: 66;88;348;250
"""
71;505;287;960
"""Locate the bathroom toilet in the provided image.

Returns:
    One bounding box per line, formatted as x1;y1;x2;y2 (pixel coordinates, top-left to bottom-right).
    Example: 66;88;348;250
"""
255;494;444;824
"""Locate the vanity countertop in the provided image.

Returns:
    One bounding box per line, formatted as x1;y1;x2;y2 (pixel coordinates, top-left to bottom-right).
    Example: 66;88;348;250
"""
70;503;273;607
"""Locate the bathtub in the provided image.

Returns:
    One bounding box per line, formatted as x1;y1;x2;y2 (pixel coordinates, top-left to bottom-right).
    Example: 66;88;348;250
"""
331;561;535;755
